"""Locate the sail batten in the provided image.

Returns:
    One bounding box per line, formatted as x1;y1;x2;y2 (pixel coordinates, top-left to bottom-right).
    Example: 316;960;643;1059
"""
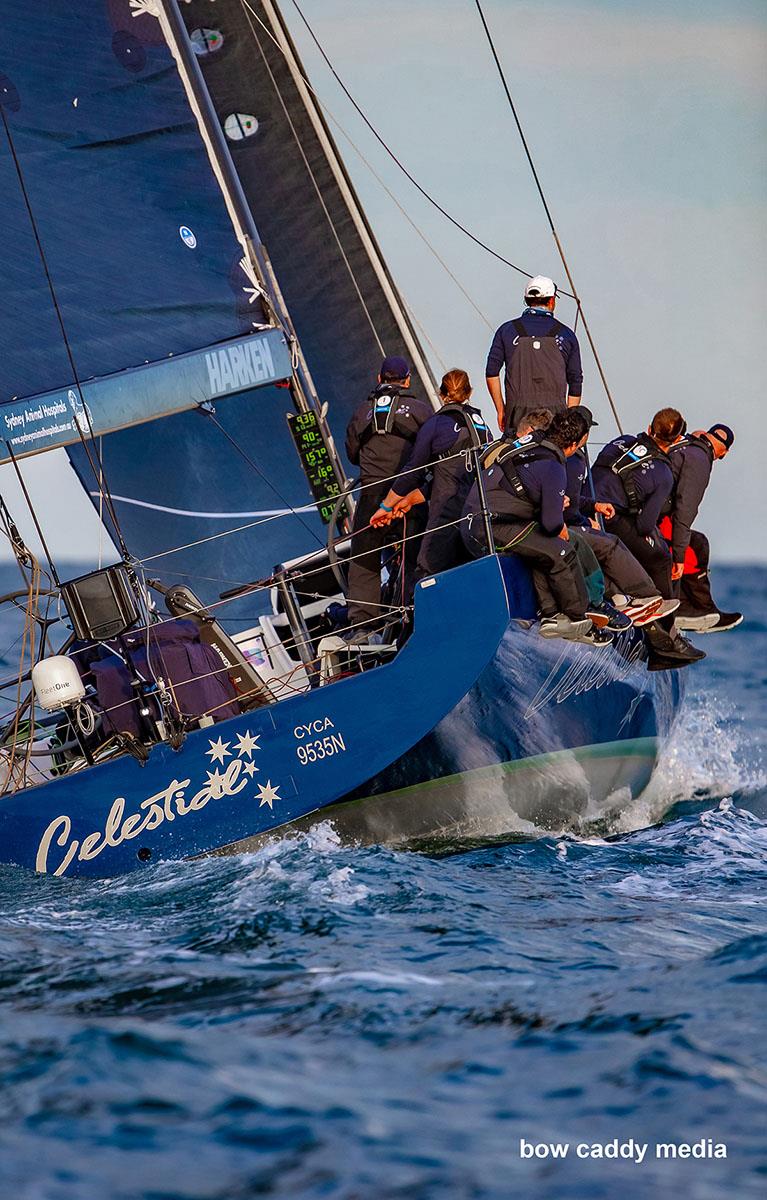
0;329;292;463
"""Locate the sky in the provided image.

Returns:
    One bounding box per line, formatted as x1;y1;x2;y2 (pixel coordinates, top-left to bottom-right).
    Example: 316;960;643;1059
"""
1;0;765;562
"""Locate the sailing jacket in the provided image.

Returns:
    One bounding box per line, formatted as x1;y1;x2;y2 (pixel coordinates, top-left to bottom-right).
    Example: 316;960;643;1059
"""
564;449;596;527
345;386;433;484
664;435;715;561
390;404;490;497
485;308;583;403
592;434;674;536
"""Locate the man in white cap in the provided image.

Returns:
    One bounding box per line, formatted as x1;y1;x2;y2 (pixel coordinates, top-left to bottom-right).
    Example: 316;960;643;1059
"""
485;276;582;435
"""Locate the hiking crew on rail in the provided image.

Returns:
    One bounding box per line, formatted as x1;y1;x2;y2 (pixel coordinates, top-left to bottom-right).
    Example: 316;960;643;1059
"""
462;409;605;647
660;423;741;634
342;276;739;665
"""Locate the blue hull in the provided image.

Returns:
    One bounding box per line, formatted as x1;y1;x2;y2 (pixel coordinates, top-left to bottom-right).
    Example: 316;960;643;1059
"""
0;555;685;875
0;557;511;878
296;640;681;849
283;558;684;847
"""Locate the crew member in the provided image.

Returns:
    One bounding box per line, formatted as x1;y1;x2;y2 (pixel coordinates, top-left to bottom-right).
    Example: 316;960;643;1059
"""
565;407;678;628
592;408;685;599
463;409;604;645
592;408;704;666
516;409;554;438
370;369;491;579
660;423;741;634
486;276;582;435
344;356;432;634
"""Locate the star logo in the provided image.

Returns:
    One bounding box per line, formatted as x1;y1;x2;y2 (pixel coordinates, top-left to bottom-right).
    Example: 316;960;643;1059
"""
206;736;231;765
242;759;259;779
234;730;260;758
256;780;280;810
205;769;225;798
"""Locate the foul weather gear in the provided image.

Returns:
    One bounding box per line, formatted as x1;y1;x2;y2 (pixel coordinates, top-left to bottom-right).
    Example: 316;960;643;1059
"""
486;308;582;435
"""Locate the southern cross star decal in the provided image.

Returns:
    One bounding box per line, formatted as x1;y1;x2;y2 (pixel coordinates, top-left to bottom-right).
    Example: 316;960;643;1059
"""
205;769;225;798
206;736;232;765
234;730;260;758
242;760;259;779
256;780;280;810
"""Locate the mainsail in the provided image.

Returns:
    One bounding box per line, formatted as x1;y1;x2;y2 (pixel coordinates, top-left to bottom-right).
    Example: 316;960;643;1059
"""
76;0;438;611
0;0;267;403
1;0;437;616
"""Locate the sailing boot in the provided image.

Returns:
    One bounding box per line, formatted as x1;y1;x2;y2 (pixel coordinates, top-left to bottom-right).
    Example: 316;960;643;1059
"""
643;620;706;667
675;566;742;632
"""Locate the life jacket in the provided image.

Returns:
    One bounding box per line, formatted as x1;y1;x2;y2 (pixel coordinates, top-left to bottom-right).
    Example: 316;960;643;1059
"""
667;432;714;471
435;403;491;460
481;427;546;471
610;433;671;515
358;385;419;447
483;434;564;520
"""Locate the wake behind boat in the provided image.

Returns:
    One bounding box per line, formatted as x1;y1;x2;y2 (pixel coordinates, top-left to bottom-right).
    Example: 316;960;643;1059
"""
0;0;686;877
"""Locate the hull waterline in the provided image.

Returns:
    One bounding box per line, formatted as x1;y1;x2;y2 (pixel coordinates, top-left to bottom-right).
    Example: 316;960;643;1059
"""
214;565;684;855
0;558;510;878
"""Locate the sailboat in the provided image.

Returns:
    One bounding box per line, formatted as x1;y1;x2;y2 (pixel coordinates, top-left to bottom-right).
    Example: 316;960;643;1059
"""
0;0;682;878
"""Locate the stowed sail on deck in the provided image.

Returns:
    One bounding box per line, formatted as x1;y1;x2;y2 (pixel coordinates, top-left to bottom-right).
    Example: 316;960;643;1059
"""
59;0;438;611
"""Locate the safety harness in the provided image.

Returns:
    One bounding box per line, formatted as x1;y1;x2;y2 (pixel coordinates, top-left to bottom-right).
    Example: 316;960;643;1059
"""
610;433;670;514
512;317;565;342
435;403;490;460
482;434;564;518
358;385;418;448
667;432;714;464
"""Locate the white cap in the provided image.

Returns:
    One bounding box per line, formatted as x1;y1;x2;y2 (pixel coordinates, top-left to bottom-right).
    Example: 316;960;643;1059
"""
524;275;557;301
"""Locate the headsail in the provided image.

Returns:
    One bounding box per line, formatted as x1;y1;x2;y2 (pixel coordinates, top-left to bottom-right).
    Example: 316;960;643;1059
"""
82;0;439;610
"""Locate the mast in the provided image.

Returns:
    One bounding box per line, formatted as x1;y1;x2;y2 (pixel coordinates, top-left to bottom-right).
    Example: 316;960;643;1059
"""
156;0;354;520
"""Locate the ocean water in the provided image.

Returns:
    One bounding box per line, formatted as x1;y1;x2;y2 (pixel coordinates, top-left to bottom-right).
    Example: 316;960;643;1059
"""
0;565;765;1199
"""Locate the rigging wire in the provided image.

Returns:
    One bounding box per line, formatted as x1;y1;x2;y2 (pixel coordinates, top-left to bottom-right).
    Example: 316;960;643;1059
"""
239;0;495;333
239;0;387;357
471;0;623;433
400;298;449;374
133;443;469;568
343;141;495;333
271;0;572;295
201;408;327;552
